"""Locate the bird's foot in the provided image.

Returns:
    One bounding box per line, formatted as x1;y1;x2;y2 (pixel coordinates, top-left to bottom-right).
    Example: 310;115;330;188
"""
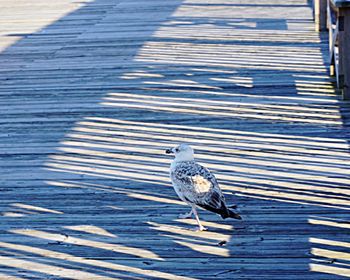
178;211;193;219
194;225;208;232
228;204;237;209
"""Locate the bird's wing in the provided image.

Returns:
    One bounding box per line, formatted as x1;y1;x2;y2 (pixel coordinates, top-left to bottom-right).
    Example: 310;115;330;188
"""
172;162;225;209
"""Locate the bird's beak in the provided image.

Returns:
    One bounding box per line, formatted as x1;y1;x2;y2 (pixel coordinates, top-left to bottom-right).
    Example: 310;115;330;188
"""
165;148;173;154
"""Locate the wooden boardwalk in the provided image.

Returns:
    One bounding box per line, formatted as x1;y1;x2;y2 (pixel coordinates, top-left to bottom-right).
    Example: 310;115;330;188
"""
1;0;350;279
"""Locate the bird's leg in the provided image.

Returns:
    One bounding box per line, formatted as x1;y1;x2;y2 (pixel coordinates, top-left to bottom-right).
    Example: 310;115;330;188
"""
178;209;193;219
192;206;207;231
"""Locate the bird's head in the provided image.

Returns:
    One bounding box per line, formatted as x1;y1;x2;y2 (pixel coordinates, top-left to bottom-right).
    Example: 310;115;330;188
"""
165;143;194;162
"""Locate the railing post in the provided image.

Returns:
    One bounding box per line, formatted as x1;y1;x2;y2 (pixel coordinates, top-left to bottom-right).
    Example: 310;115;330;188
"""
315;0;328;30
338;3;350;99
327;0;336;76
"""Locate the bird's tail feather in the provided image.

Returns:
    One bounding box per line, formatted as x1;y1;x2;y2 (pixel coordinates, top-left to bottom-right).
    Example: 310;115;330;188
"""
224;209;242;220
198;203;242;220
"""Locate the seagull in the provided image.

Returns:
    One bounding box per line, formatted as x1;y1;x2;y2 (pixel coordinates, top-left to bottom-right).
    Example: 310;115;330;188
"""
166;143;241;231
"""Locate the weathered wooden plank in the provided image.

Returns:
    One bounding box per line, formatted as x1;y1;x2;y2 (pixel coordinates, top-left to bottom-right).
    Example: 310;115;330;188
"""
0;257;346;280
0;0;349;279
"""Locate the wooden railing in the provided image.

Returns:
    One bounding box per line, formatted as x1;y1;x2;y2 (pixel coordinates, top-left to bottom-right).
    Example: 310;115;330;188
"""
314;0;350;100
314;0;328;31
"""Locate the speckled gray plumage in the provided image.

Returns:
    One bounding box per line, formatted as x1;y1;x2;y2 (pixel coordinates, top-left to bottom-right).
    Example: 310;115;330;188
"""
170;160;225;211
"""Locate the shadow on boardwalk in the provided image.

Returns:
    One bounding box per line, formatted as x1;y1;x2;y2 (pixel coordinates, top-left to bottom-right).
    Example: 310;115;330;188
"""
0;0;350;279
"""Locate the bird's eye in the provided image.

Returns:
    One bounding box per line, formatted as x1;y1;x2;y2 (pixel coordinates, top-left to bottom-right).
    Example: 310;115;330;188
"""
175;148;179;152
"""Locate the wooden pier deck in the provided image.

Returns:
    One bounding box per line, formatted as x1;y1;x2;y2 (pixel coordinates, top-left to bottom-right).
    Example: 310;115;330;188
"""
1;0;350;279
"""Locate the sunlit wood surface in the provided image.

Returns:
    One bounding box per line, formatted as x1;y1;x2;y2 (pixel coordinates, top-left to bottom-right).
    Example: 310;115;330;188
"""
1;0;350;279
